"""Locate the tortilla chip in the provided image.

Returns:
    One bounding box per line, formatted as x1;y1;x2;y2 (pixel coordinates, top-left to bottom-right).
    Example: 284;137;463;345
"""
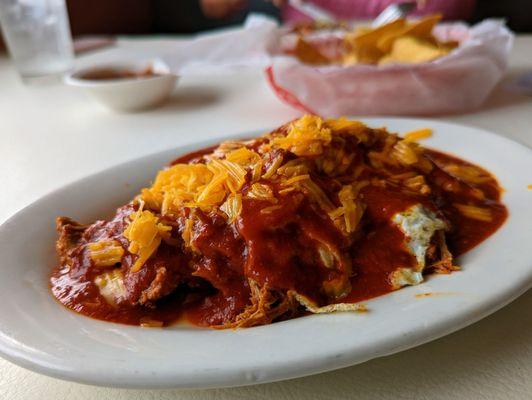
403;14;442;37
345;19;406;64
376;14;442;53
289;291;367;314
350;19;406;48
293;37;330;65
342;53;358;66
292;14;456;66
379;35;449;65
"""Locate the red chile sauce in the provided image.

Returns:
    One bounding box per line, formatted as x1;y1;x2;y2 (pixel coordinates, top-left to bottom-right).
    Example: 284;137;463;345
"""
79;66;161;81
50;146;507;327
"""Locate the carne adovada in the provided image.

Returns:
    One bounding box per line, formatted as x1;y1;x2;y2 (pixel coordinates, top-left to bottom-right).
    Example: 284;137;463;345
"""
52;116;507;328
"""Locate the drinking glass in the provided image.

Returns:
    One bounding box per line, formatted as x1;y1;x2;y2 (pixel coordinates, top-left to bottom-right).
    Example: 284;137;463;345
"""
0;0;74;81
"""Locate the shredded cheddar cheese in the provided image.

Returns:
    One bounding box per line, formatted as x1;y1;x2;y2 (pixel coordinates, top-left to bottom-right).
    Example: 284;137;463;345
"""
392;140;419;165
329;183;367;233
441;164;492;184
141;163;213;213
325;117;369;143
260;205;283;214
325;117;365;132
88;240;124;267
251;160;263;182
142;159;246;215
271;115;332;156
404;128;432;142
277;159;309;178
139;115;372;227
262;155;284;179
247;183;276;202
124;209;171;272
226;147;261;166
404;175;431;195
130;115;449;270
297;178;336;212
454;203;492;222
278;187;296;195
220;193;243;223
207;159;247;194
282;174;311;187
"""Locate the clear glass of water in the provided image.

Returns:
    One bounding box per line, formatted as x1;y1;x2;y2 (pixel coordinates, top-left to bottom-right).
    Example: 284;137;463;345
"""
0;0;74;81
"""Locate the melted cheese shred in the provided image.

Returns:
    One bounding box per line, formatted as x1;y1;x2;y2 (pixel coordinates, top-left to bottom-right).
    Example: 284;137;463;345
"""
329;183;368;233
290;291;367;314
88;240;124;267
138;115;393;242
271;115;332;156
454;203;493;222
127;115;454;272
404;128;432;142
124;209;171;272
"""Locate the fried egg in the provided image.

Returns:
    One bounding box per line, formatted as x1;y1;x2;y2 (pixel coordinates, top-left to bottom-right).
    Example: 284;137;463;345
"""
390;204;447;289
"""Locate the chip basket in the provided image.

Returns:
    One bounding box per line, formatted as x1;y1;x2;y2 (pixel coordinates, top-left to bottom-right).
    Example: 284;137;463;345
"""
266;20;513;117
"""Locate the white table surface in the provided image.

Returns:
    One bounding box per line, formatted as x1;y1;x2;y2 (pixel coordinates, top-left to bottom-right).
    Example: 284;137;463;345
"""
0;35;531;400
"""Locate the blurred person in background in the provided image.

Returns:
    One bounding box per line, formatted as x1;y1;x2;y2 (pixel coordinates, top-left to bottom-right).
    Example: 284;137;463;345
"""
63;0;532;36
65;0;278;36
1;0;531;49
272;0;476;24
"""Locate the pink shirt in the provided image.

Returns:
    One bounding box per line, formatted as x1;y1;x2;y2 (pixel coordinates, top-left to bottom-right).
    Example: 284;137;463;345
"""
282;0;476;24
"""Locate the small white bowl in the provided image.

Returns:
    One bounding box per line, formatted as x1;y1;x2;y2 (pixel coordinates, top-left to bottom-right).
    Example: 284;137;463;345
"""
65;59;178;112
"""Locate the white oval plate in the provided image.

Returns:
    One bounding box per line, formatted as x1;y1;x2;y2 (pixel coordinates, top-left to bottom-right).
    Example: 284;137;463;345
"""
0;119;531;389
